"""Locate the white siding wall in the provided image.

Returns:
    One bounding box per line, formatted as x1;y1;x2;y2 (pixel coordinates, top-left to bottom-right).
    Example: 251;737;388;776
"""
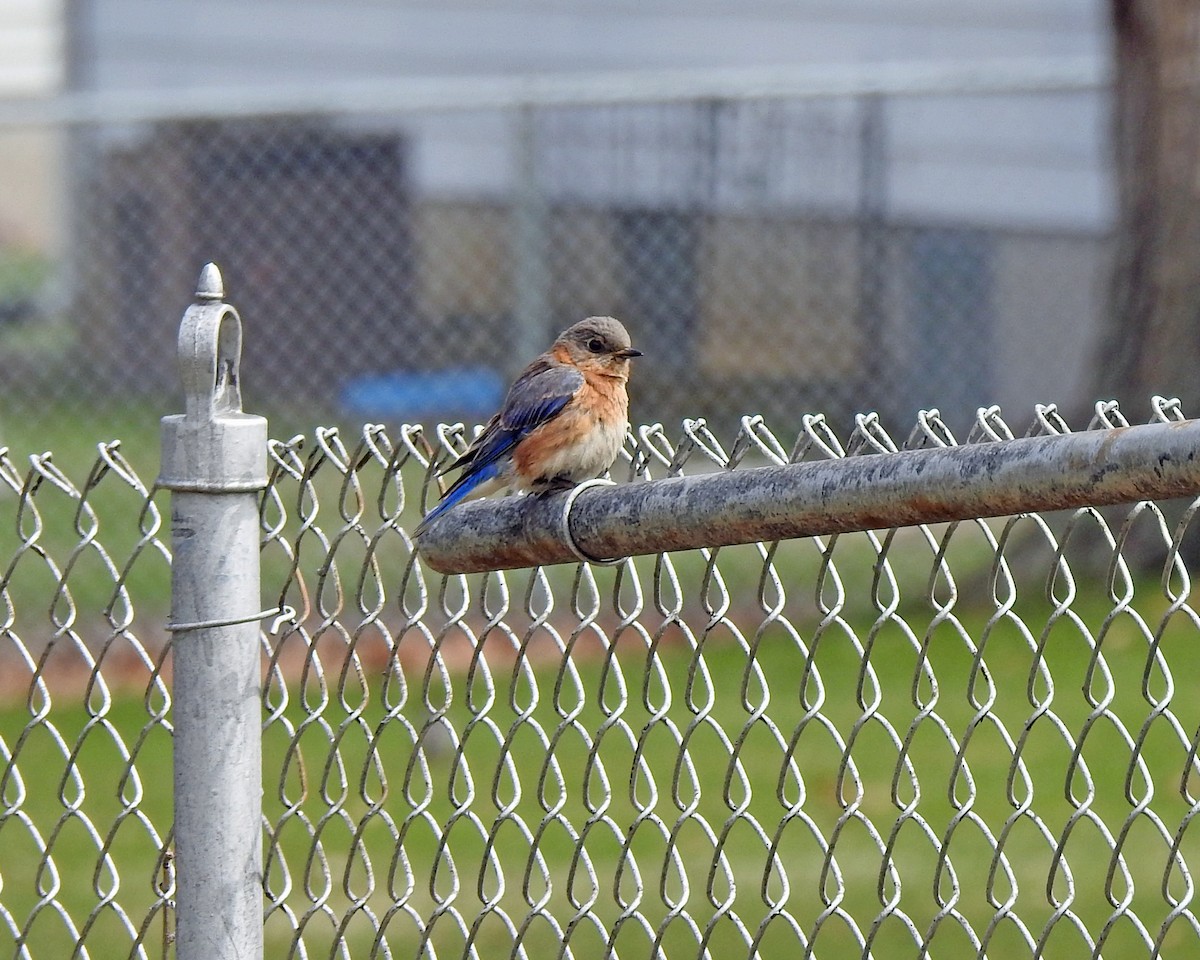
0;0;62;94
85;0;1102;86
0;0;63;249
77;0;1111;229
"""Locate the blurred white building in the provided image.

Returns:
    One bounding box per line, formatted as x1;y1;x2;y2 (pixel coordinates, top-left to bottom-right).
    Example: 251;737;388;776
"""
0;0;63;250
50;0;1111;230
0;0;1116;423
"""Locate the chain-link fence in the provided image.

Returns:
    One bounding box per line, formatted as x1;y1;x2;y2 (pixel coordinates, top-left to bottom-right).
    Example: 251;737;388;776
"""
4;266;1200;960
0;65;1109;439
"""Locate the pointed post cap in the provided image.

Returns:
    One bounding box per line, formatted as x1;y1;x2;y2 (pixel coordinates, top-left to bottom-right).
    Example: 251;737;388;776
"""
195;262;225;301
159;262;268;493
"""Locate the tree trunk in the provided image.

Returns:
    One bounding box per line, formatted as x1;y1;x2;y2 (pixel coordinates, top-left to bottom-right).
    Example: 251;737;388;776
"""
1099;0;1200;417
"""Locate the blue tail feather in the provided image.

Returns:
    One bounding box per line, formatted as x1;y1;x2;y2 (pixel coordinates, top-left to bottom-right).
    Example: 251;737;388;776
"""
415;461;502;536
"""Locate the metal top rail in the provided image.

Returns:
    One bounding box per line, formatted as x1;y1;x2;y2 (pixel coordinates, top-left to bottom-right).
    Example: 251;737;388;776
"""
0;56;1108;127
418;415;1200;573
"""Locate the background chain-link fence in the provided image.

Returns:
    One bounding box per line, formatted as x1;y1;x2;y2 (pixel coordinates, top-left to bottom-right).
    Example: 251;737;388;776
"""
0;69;1109;439
4;399;1200;959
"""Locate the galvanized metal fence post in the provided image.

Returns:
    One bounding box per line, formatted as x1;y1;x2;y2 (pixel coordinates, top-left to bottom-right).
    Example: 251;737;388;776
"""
159;264;268;960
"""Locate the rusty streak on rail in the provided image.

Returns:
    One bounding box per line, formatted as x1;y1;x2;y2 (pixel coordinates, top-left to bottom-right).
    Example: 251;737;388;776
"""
416;418;1200;574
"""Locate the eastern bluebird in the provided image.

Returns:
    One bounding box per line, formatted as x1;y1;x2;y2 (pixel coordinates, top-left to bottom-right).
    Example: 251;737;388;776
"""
416;317;641;534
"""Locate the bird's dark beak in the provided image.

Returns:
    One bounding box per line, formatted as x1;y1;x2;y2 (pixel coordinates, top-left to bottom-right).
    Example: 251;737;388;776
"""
616;348;643;359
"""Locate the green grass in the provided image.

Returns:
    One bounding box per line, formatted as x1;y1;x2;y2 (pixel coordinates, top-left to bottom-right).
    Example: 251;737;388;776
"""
5;549;1200;959
0;403;410;639
0;693;174;958
3;416;1200;957
0;408;173;654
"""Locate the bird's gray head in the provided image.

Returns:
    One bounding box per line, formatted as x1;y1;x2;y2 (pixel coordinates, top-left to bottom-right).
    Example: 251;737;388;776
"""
554;317;642;375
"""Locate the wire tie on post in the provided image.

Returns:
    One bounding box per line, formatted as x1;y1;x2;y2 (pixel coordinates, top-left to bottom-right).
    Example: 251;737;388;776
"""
559;478;625;566
166;606;284;632
269;604;299;634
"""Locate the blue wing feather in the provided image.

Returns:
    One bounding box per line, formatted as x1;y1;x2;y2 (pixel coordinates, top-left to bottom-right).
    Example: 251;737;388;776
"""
500;363;583;430
416;359;583;534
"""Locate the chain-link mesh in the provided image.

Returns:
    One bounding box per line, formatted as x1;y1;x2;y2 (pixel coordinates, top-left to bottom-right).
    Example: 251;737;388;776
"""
4;401;1200;958
0;442;174;959
0;85;1108;437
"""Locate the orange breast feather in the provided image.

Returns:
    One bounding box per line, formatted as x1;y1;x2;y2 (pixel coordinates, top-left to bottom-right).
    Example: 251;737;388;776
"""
513;377;628;485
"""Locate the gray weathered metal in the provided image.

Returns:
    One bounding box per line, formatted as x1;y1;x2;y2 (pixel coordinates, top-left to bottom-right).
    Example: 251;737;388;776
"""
418;417;1200;573
159;263;269;960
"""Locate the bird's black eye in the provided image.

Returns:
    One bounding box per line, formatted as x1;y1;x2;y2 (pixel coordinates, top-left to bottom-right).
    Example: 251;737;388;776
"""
587;337;605;353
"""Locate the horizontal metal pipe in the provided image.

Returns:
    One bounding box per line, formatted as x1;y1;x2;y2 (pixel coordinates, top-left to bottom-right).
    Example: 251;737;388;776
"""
0;57;1105;127
417;418;1200;574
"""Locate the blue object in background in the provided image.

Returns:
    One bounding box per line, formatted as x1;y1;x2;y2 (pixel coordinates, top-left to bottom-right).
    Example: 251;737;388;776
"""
340;367;506;422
